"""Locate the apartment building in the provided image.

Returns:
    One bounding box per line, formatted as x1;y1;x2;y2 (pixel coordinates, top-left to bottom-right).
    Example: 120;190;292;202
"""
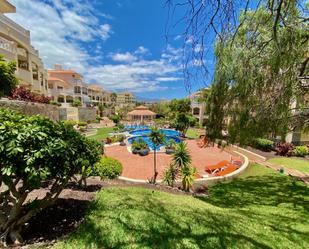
116;92;136;107
88;85;112;106
48;64;114;107
189;90;207;125
0;0;48;95
47;64;90;106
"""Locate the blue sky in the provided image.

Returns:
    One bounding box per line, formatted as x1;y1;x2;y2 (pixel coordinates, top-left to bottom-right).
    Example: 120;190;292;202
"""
8;0;215;99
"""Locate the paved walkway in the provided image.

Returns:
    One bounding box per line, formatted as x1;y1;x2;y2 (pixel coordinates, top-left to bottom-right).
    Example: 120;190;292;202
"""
233;146;309;185
105;140;232;180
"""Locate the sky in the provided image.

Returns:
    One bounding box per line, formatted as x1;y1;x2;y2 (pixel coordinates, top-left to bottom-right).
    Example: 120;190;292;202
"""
7;0;215;100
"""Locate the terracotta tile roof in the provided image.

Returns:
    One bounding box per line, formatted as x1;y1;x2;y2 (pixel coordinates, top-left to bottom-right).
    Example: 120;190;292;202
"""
127;109;156;116
48;70;79;74
48;77;71;87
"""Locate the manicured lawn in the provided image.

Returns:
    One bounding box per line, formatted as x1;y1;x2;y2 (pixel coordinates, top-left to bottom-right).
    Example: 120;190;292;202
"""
268;157;309;173
186;128;200;139
55;164;309;249
88;127;114;141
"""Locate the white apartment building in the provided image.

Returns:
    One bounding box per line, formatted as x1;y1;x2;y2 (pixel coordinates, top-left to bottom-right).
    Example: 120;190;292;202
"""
0;0;48;95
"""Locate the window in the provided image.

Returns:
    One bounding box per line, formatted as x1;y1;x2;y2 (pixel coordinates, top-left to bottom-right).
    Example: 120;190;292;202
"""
193;107;200;115
32;62;39;80
57;86;63;90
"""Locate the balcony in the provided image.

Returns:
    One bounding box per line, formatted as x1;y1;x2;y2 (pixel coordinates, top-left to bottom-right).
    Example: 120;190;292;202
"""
48;88;74;96
17;47;27;58
0;36;16;54
0;14;30;46
16;67;32;85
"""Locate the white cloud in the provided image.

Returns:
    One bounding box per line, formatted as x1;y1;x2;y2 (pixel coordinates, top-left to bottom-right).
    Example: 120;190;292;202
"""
156;77;181;82
110;52;137;63
7;0;112;72
84;46;182;92
134;46;149;55
99;24;113;41
6;0;183;93
174;34;182;41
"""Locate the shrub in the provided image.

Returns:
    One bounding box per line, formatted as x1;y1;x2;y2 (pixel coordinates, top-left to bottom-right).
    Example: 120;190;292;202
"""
165;139;176;149
253;138;274;152
181;166;197;192
293;146;309;157
94;157;123;179
10;86;51;104
275;142;294;156
132;138;148;151
0;55;18;97
110;114;121;125
72;99;82;107
78;121;87;127
63;120;77;127
0;108;101;245
163;164;178;187
49;100;61;106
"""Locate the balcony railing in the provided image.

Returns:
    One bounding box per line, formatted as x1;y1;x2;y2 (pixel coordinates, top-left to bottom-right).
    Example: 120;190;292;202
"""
0;14;30;46
0;36;16;53
48;88;74;96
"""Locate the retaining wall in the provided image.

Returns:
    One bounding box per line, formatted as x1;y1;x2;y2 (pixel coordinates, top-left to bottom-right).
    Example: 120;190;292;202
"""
0;99;59;121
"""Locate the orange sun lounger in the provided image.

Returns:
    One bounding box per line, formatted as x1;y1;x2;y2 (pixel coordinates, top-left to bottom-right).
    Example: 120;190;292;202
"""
205;160;231;174
215;164;239;176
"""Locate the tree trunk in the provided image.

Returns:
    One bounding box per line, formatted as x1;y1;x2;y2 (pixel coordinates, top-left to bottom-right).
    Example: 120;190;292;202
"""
153;149;158;184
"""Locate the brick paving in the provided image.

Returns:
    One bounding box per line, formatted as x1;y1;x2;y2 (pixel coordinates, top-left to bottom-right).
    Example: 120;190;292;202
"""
105;140;232;180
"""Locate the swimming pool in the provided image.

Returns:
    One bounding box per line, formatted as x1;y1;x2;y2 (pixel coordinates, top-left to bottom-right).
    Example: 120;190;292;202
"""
128;128;182;150
129;128;181;137
125;125;149;131
128;135;181;150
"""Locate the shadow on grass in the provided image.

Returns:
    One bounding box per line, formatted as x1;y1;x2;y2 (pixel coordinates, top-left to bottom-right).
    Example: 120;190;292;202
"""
22;198;90;244
60;189;279;249
198;174;309;212
53;171;309;249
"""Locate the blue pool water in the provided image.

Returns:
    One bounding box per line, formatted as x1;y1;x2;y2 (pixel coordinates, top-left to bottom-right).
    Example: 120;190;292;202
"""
128;135;181;150
125;125;149;131
129;129;181;137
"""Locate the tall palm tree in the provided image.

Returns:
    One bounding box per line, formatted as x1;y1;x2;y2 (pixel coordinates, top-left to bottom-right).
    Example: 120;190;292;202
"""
149;127;165;184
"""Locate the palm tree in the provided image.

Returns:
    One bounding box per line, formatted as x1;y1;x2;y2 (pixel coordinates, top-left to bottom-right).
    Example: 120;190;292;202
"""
149;127;165;184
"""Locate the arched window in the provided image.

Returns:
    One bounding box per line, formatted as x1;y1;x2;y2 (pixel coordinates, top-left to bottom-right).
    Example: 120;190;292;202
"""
193;107;200;115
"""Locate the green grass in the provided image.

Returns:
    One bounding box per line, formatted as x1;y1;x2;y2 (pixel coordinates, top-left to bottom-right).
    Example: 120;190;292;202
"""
268;157;309;173
186;128;200;139
88;127;114;141
55;164;309;249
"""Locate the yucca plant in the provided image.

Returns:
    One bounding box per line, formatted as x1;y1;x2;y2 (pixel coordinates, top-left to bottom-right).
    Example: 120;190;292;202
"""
172;142;192;168
181;166;197;192
172;142;196;191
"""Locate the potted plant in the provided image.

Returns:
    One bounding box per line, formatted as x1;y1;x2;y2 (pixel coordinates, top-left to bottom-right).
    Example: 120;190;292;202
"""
119;135;126;146
138;142;149;156
165;139;176;154
131;140;141;154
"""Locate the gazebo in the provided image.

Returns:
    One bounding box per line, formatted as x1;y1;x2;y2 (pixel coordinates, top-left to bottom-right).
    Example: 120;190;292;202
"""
127;105;156;122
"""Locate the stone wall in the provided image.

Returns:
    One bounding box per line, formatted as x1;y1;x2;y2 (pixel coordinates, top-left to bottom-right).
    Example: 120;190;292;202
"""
0;99;97;122
78;107;97;122
59;107;79;121
0;99;59;121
